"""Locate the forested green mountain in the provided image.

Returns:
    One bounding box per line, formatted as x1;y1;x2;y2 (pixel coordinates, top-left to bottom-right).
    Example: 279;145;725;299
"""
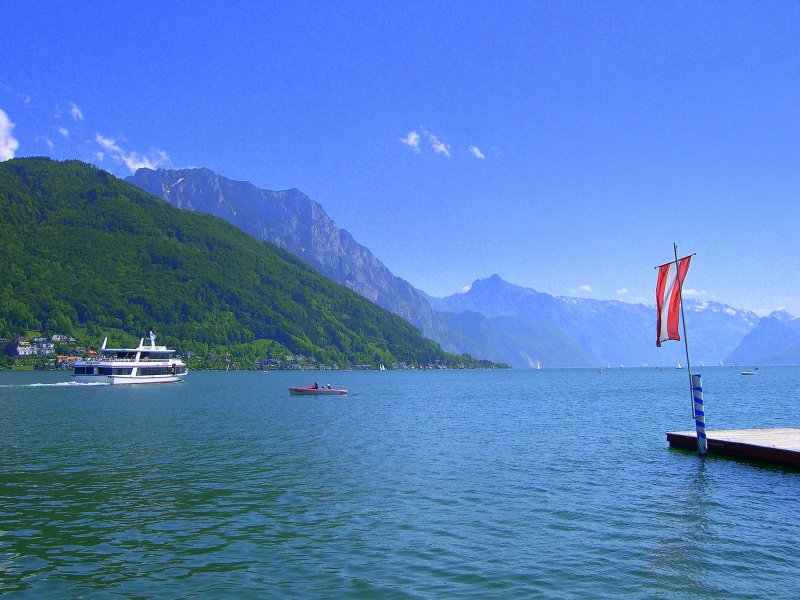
0;158;495;368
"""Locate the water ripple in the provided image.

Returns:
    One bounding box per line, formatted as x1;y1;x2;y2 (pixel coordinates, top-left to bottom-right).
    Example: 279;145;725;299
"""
2;369;800;597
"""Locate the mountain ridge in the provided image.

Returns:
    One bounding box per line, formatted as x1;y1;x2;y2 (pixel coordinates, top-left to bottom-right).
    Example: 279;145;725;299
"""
124;167;791;368
126;167;446;340
432;274;762;368
0;157;494;368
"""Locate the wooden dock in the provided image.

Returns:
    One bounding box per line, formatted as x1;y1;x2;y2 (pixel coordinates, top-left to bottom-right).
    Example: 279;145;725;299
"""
667;428;800;466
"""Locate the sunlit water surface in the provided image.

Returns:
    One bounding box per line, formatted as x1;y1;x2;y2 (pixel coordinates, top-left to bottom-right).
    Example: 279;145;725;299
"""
2;367;800;598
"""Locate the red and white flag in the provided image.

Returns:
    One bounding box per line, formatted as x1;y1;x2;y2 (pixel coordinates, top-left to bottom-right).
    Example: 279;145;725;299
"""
655;255;692;347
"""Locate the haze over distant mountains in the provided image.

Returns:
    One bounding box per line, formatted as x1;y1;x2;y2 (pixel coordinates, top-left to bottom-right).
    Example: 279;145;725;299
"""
432;274;762;368
128;167;799;368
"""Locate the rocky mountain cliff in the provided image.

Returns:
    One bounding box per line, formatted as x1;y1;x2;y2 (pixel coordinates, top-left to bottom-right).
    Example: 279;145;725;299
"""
127;168;445;339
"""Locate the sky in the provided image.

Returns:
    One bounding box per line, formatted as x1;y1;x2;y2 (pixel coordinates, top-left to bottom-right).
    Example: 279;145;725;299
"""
3;1;800;316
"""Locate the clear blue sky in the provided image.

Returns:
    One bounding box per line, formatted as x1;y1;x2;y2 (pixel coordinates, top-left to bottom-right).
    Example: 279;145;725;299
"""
3;1;799;316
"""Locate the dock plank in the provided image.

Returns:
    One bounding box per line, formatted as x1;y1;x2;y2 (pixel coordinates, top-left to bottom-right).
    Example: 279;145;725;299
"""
667;428;800;466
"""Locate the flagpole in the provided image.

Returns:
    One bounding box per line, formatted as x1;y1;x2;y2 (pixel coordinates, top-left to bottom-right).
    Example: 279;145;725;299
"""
673;243;707;455
673;243;692;398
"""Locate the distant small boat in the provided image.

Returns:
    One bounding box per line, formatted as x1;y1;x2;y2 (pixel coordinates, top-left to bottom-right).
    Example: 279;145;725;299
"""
379;363;386;371
741;367;759;376
289;386;348;396
676;360;683;369
536;360;541;370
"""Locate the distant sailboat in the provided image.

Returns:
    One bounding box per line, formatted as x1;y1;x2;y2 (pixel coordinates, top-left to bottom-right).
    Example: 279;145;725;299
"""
676;359;683;369
536;360;541;370
379;363;386;371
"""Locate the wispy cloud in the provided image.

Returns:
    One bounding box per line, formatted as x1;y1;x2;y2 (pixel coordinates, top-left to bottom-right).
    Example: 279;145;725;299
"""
69;102;84;121
58;126;69;137
428;133;451;157
616;288;629;295
0;108;20;161
94;133;171;173
469;145;485;159
401;128;490;160
38;136;54;151
2;84;32;106
579;284;593;293
400;130;421;153
683;288;707;297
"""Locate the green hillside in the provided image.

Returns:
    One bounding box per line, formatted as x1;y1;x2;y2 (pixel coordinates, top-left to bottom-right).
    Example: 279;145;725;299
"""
0;158;496;368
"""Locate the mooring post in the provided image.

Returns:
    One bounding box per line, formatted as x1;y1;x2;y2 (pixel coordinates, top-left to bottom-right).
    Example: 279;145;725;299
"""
692;373;708;455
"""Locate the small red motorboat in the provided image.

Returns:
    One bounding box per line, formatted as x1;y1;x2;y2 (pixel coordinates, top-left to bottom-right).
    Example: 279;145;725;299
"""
289;386;348;396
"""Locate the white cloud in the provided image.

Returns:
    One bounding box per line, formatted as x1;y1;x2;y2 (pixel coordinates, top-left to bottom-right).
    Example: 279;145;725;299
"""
400;130;421;153
94;133;171;173
579;284;593;293
683;288;707;298
95;152;105;162
0;109;19;161
616;288;629;295
58;126;69;137
69;102;84;121
403;127;483;159
95;134;123;154
428;133;451;157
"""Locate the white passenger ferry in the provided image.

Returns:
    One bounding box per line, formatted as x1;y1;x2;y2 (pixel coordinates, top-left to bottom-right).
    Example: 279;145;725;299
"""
72;332;187;384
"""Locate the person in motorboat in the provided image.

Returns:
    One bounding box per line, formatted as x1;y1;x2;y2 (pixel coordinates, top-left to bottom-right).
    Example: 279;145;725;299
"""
312;382;319;389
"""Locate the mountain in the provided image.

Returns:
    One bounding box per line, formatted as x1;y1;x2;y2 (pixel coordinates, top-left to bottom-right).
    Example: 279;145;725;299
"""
126;167;445;339
726;312;800;365
0;157;492;368
431;275;760;368
122;168;778;369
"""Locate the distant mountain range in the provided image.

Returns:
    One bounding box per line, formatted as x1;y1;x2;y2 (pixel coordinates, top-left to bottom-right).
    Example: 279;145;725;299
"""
430;274;761;368
126;166;797;368
726;311;800;365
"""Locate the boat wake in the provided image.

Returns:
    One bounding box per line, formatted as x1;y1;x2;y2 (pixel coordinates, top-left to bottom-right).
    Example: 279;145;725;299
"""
0;381;110;388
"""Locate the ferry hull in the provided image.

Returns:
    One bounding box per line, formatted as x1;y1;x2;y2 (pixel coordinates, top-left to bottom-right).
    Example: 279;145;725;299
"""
72;373;187;385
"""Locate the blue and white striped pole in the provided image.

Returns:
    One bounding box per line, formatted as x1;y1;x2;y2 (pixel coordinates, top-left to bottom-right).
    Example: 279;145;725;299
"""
692;373;707;455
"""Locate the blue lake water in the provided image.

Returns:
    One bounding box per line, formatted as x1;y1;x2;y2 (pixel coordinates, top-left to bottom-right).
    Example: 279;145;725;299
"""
2;367;800;598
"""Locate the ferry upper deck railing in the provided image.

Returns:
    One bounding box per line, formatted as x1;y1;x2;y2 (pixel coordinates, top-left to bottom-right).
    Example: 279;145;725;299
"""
80;356;182;363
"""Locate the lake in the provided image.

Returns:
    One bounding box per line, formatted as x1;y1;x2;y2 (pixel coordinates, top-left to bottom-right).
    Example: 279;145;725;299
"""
2;367;799;598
